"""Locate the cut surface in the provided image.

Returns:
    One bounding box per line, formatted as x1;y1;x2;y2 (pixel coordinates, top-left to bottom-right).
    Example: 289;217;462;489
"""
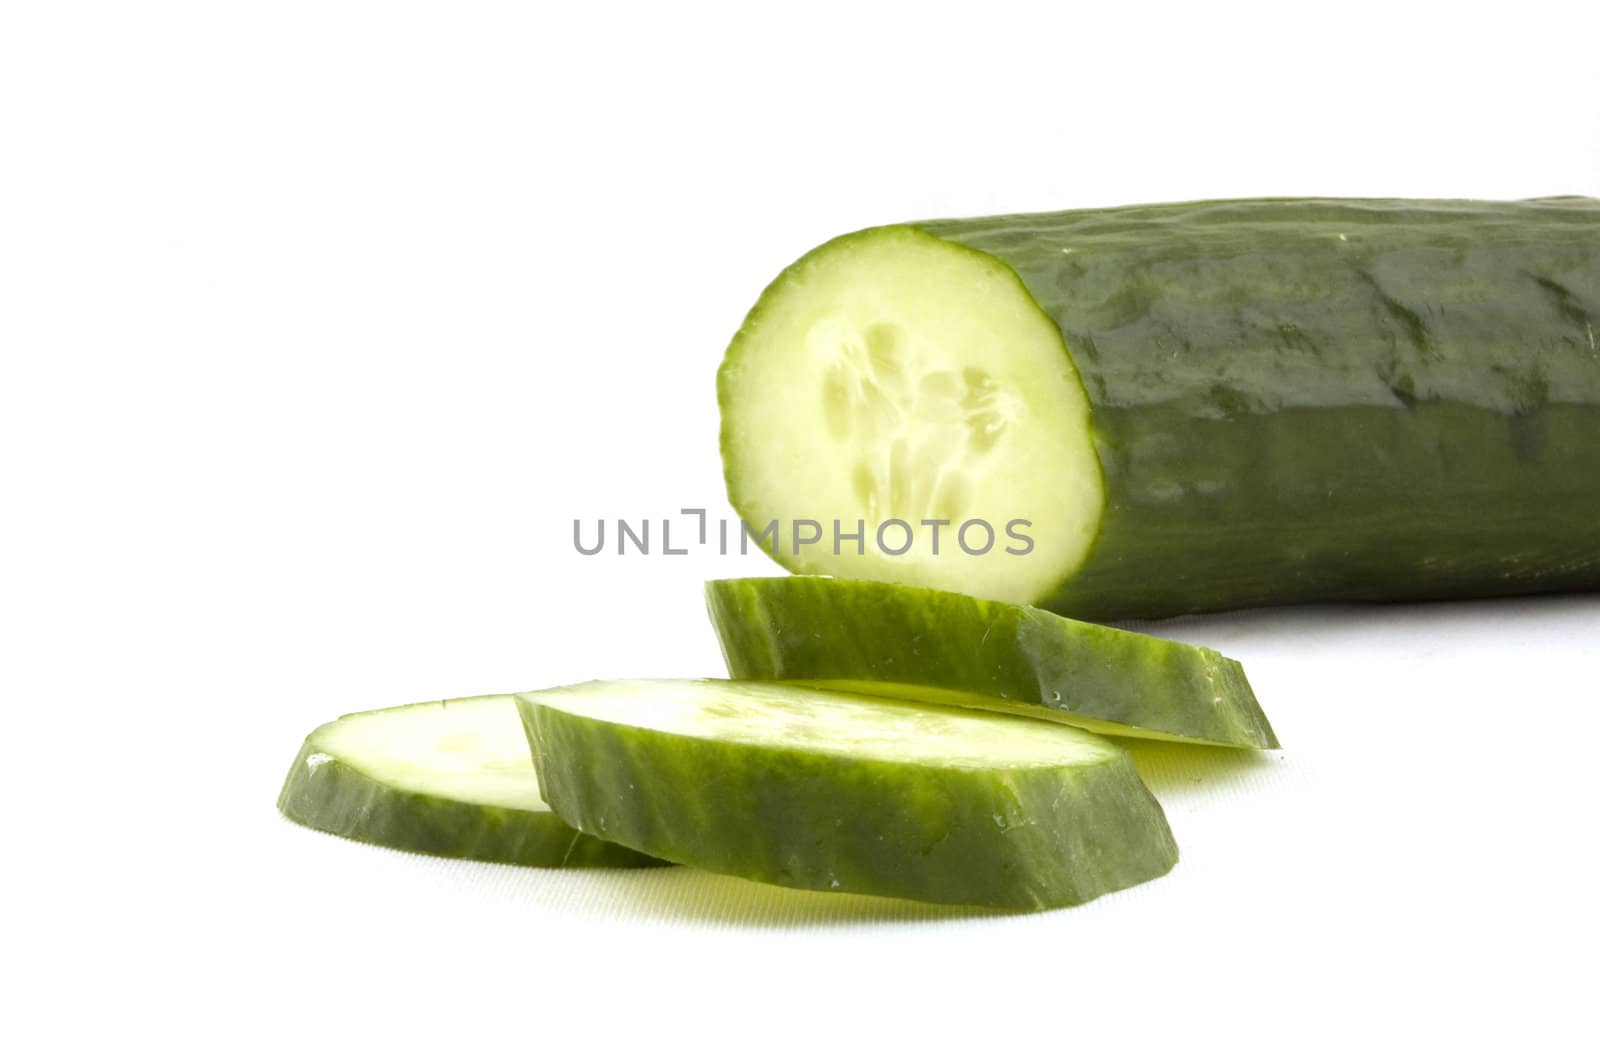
527;678;1115;769
719;226;1104;605
278;694;664;868
797;679;1203;743
311;694;549;811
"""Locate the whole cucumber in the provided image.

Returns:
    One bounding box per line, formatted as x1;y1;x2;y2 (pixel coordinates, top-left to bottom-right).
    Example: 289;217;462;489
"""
718;197;1600;618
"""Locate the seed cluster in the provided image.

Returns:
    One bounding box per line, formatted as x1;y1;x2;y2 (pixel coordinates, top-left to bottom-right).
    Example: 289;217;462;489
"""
813;317;1019;524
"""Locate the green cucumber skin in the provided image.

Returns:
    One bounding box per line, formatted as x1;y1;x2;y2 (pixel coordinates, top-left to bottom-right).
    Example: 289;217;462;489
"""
518;691;1178;911
916;197;1600;617
706;576;1277;749
277;741;666;868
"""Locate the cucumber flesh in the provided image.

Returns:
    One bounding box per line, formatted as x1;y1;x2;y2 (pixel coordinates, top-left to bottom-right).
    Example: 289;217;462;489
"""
707;576;1277;748
517;679;1177;910
278;694;664;868
719;226;1103;606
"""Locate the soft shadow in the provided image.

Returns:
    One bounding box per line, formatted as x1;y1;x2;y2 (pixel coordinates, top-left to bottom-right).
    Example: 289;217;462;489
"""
289;817;1006;929
1119;739;1287;803
285;793;1147;930
536;864;1015;930
1111;590;1600;650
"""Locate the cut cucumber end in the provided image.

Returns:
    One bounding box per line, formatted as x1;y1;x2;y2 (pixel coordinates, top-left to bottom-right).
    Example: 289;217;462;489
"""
719;225;1104;605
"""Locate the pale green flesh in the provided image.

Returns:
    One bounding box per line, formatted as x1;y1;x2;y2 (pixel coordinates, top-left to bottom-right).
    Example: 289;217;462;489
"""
527;679;1118;770
789;679;1230;746
721;227;1104;605
308;694;547;812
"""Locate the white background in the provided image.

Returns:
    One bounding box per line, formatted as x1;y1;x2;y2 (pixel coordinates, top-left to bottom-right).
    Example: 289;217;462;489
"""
4;2;1597;1061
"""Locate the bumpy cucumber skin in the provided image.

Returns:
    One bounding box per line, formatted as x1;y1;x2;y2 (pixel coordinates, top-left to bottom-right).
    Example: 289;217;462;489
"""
723;197;1600;619
517;688;1178;911
920;197;1600;618
706;576;1278;749
277;731;666;869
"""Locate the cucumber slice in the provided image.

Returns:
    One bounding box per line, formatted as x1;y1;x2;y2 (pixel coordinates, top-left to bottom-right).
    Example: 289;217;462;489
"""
517;679;1178;910
707;576;1278;749
278;694;664;868
718;197;1600;618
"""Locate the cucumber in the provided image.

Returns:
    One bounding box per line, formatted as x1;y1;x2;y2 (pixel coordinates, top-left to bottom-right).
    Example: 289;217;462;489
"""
706;576;1277;748
516;679;1178;910
277;694;664;868
718;197;1600;619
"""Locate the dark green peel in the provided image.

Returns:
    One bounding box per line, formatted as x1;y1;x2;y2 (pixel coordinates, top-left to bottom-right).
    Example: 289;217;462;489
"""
517;680;1178;911
708;576;1278;749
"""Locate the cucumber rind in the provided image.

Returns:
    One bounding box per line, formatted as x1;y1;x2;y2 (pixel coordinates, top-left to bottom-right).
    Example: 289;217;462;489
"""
277;696;665;869
707;576;1279;749
517;680;1179;910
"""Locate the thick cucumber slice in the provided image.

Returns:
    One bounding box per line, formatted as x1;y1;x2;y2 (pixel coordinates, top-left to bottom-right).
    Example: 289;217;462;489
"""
278;694;664;868
516;680;1178;910
707;576;1277;749
719;197;1600;618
